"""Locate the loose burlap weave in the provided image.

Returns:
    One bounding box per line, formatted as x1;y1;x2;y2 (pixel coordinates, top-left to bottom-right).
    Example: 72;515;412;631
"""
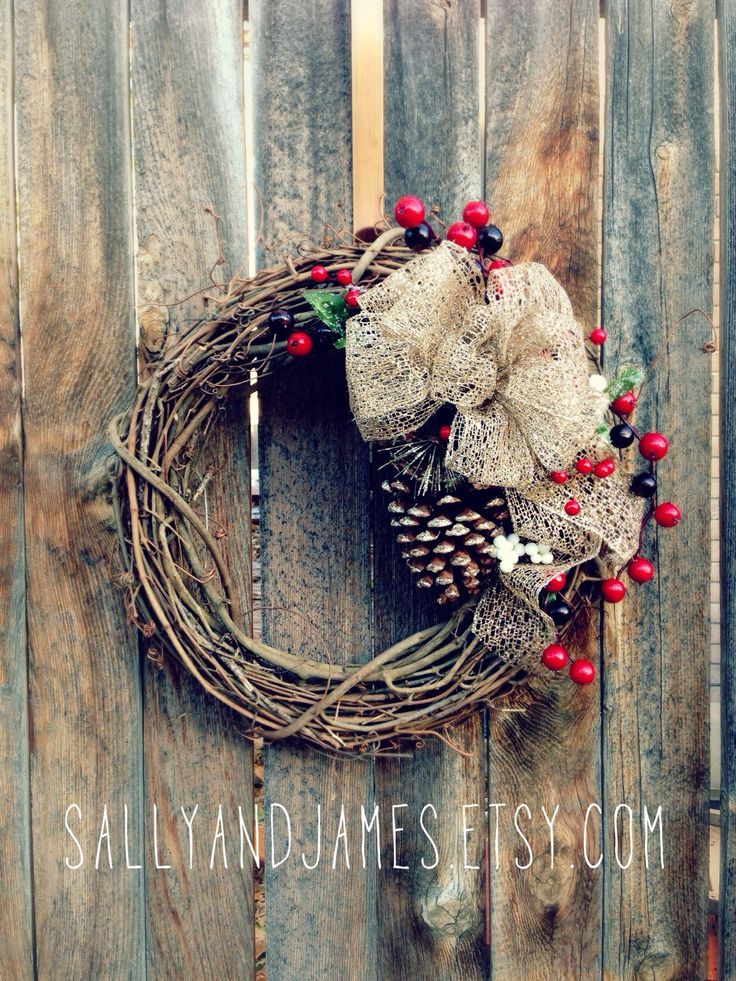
346;241;642;667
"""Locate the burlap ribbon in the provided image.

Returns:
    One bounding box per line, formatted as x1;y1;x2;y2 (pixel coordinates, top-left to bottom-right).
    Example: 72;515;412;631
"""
346;241;642;667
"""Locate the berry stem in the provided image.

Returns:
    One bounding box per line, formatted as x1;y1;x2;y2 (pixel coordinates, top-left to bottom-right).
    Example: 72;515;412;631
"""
611;406;642;440
559;563;583;601
614;500;655;580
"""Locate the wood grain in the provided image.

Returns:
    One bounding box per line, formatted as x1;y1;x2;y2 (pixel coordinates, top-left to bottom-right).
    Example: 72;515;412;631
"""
384;0;481;220
484;1;602;976
376;4;487;978
719;2;736;975
372;734;488;980
602;1;713;976
485;0;600;324
130;1;255;975
0;1;33;975
252;2;377;978
14;0;144;975
253;0;354;248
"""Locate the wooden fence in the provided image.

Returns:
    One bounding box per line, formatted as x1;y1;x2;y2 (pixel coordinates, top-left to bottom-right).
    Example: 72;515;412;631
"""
0;0;731;977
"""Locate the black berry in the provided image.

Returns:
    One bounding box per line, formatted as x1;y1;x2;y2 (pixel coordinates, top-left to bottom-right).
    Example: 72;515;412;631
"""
477;224;503;255
610;424;636;448
630;473;657;498
267;309;295;336
545;599;571;625
312;325;339;345
404;222;433;251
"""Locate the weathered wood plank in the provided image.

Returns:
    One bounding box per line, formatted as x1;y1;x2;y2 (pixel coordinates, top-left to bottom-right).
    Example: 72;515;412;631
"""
371;737;488;980
485;0;600;322
129;1;255;975
0;1;33;975
602;1;713;976
484;1;602;976
719;2;736;975
253;0;354;244
384;0;481;219
252;2;377;979
14;0;144;975
376;4;487;978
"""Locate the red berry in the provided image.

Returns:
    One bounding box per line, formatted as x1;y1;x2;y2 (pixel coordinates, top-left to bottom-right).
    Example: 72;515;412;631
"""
546;572;567;592
594;458;616;478
462;200;490;228
286;331;313;357
310;264;329;283
575;457;593;474
437;424;452;442
639;432;669;461
549;470;569;484
654;502;681;528
541;643;569;671
611;390;637;416
336;268;352;286
601;578;626;603
589;328;607;344
345;289;361;308
489;258;512;269
446;221;477;249
569;659;596;685
564;499;581;516
393;195;425;229
628;557;654;583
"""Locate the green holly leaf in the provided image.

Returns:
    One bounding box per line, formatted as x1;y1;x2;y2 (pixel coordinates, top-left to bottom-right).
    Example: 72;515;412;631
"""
303;290;350;333
606;364;644;400
596;421;612;444
333;336;346;350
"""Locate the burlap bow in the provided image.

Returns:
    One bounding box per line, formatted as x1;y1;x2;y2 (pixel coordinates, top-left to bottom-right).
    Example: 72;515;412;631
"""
346;241;642;667
346;241;605;489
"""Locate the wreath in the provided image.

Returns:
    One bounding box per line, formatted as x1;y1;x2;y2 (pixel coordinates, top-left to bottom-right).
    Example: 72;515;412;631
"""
109;195;681;756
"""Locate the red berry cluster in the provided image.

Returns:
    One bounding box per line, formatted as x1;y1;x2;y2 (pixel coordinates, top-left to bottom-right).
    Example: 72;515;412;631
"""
540;642;596;685
393;195;510;274
263;263;364;358
309;264;362;311
263;308;313;357
541;331;682;685
538;574;597;684
550;453;618;516
597;373;679;609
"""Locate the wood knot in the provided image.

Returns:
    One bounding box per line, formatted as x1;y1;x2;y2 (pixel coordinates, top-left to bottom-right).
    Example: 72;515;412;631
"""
527;844;576;910
137;233;171;353
417;876;481;940
80;450;119;533
138;303;170;354
603;950;682;981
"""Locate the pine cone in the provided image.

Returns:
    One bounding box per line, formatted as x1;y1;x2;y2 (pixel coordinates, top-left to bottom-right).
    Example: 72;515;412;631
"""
383;479;511;605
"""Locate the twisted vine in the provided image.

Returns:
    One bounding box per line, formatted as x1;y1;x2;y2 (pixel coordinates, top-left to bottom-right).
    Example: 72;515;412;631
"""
110;230;525;756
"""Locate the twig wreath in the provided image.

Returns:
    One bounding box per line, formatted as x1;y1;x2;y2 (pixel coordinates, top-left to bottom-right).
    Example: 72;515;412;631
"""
109;195;681;756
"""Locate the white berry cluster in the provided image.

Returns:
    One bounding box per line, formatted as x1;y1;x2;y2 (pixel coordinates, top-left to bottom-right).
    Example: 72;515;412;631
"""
490;533;554;574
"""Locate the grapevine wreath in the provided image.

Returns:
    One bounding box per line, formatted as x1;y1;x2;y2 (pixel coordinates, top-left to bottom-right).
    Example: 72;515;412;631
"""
109;196;682;755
